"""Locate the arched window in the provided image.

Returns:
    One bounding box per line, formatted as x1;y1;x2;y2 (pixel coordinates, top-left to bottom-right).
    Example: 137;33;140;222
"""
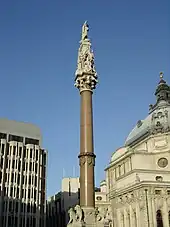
156;210;163;227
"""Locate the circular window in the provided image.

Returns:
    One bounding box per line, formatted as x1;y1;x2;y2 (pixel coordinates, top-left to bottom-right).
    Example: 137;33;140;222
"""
158;158;168;168
96;196;102;201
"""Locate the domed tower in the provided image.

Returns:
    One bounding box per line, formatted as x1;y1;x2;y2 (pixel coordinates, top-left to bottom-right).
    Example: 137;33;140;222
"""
105;73;170;227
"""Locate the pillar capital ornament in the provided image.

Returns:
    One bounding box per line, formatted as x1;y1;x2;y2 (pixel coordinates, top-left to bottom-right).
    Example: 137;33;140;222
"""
78;153;96;166
75;21;98;93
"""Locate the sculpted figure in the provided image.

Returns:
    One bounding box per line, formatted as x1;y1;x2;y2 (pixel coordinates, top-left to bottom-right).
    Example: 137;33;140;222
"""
105;205;112;221
81;21;89;41
83;50;95;73
96;207;107;222
75;205;83;222
135;173;140;183
68;207;76;224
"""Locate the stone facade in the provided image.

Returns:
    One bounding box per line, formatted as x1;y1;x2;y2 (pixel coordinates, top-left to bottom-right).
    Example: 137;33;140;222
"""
105;74;170;226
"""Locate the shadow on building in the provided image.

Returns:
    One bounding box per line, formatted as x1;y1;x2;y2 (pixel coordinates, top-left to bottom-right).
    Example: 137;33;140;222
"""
46;183;109;227
46;190;79;227
0;189;45;227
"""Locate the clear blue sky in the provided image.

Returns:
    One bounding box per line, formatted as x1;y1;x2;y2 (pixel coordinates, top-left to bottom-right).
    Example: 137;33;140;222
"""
0;0;169;196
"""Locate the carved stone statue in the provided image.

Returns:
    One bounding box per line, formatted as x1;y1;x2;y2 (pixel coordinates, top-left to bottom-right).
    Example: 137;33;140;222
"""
67;205;84;226
68;208;77;225
135;173;140;183
81;21;89;41
96;207;107;222
75;21;98;93
75;205;83;223
94;206;113;226
67;205;113;226
105;205;112;223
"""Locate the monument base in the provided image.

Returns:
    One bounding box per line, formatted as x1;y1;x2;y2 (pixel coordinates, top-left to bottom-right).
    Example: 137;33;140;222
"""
67;205;113;227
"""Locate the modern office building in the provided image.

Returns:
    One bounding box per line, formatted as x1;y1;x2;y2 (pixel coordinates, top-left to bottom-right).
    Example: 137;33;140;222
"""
0;118;47;227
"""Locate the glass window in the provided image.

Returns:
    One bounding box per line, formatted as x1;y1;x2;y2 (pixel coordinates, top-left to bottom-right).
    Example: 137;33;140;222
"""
29;176;31;185
28;189;31;199
1;144;5;155
19;147;22;157
35;164;38;173
18;160;21;171
0;158;3;168
17;174;20;185
12;160;15;169
13;146;16;155
36;150;38;161
30;149;33;158
29;162;32;171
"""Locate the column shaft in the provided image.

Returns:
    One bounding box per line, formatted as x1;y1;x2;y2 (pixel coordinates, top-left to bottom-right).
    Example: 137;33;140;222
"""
79;90;95;208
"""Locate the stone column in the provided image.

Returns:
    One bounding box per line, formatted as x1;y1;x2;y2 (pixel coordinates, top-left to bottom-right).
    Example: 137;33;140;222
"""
78;89;96;207
147;193;154;227
151;198;156;227
135;203;141;227
124;209;129;227
163;198;169;226
74;21;98;210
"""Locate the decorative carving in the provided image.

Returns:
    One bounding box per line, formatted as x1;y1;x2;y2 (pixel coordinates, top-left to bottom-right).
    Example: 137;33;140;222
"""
67;205;84;226
137;120;143;128
87;156;93;166
78;153;96;167
135;173;140;183
96;207;107;222
79;156;86;166
68;208;77;225
105;205;113;223
75;205;84;223
95;206;113;225
150;109;170;135
75;21;98;92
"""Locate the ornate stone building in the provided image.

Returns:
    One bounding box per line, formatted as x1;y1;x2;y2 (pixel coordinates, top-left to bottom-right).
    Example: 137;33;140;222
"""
105;73;170;227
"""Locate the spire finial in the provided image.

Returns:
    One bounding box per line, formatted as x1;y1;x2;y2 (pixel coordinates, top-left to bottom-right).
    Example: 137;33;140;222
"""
160;71;164;80
81;21;89;41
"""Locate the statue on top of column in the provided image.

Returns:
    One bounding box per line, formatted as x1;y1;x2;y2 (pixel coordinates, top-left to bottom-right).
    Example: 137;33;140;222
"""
75;21;98;92
81;21;89;41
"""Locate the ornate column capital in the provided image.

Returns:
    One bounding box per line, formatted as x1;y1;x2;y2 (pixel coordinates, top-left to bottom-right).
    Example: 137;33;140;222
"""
74;21;98;93
78;152;96;166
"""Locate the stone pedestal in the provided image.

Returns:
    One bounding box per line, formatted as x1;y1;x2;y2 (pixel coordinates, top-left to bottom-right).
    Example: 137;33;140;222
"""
67;205;113;227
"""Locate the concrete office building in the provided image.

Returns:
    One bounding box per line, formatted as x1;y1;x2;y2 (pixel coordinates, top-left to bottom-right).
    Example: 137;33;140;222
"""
0;119;47;227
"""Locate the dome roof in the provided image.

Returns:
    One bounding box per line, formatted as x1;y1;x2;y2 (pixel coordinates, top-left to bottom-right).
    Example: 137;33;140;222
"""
125;74;170;146
125;101;170;146
111;147;128;162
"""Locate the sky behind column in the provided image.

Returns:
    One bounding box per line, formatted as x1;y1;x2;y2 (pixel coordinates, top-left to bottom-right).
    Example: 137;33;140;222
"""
0;0;170;196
